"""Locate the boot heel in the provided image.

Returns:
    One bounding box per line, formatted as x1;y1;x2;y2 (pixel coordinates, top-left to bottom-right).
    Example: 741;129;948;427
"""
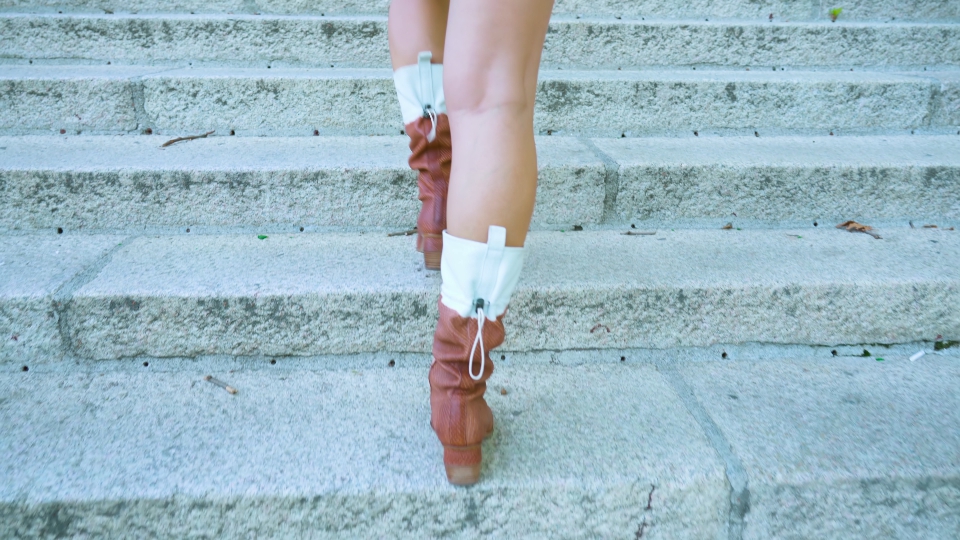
424;250;442;270
443;444;482;485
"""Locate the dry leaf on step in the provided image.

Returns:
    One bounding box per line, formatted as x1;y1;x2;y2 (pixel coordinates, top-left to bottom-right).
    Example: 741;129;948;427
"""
836;220;881;239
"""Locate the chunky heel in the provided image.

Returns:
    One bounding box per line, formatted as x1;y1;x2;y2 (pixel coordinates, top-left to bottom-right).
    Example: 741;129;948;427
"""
423;249;442;270
421;233;443;270
443;445;482;485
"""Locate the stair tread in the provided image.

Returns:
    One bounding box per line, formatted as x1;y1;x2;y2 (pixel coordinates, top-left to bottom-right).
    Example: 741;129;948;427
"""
1;354;957;536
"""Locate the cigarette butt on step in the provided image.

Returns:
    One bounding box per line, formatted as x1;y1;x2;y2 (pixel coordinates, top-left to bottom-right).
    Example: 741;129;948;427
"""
909;351;925;362
204;375;238;394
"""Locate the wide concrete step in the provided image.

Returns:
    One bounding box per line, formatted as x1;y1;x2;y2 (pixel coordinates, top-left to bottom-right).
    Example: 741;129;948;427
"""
2;0;957;22
2;134;959;233
2;354;958;538
2;228;957;364
3;14;959;69
3;66;958;136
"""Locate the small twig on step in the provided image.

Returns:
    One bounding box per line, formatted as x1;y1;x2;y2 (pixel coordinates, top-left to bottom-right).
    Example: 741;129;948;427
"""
204;375;238;394
621;231;656;236
161;130;215;147
387;228;418;237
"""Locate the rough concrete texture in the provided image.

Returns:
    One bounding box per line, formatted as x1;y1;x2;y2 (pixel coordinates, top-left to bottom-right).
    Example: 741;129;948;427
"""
811;0;960;22
1;66;948;136
0;66;158;134
934;71;960;127
542;20;960;69
2;0;957;21
0;234;122;364
594;135;960;222
62;228;960;359
0;363;728;538
140;67;399;136
0;14;392;69
535;70;937;137
0;135;604;230
132;68;941;137
3;15;959;69
679;357;960;538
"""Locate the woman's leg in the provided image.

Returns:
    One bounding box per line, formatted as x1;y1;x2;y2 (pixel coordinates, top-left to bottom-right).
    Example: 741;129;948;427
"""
388;0;448;68
428;0;554;485
389;0;452;269
443;0;554;247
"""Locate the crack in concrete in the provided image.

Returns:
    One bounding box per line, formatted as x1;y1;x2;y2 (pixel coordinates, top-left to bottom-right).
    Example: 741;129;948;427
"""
658;363;750;540
578;137;620;224
51;234;138;358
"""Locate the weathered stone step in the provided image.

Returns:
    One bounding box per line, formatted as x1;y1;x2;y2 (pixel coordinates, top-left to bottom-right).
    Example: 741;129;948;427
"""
4;14;959;69
2;135;959;233
1;0;956;22
3;66;958;136
2;354;958;537
0;135;606;231
2;228;957;364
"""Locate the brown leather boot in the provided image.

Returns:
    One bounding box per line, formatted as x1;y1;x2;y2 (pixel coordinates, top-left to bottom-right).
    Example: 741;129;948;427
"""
430;299;505;485
406;113;450;270
394;51;449;270
429;226;526;485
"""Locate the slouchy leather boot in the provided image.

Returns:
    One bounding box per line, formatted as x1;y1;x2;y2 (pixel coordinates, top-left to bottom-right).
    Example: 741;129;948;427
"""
394;51;450;270
430;226;526;485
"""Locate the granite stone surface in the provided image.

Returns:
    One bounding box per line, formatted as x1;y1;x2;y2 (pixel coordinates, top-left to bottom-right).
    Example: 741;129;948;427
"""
594;135;960;222
0;234;123;365
63;228;960;359
3;15;957;69
0;135;604;230
2;0;956;21
679;357;960;539
0;363;728;538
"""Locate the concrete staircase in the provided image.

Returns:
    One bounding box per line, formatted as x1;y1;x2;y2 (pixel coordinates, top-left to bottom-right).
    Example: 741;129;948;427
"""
1;0;959;538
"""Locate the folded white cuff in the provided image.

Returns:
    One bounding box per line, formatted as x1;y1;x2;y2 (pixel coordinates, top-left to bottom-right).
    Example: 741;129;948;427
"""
393;51;446;125
440;227;526;320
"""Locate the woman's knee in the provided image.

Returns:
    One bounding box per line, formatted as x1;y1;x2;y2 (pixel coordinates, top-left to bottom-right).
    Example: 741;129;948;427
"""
444;68;536;118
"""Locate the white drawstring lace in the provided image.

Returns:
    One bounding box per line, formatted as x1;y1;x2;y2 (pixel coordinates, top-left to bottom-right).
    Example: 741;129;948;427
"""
425;107;438;143
468;301;486;381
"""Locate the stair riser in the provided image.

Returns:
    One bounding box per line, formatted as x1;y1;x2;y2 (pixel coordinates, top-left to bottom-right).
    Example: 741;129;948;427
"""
0;486;722;540
63;281;959;359
3;16;959;69
1;0;956;22
3;138;960;232
34;231;960;362
0;166;605;230
3;70;956;136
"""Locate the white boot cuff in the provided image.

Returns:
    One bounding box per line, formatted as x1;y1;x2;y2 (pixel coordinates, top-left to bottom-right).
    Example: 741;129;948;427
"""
393;51;446;125
440;227;526;320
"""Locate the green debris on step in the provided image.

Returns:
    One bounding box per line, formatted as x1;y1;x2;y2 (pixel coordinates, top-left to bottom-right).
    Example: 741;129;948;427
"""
934;340;958;351
257;235;268;240
860;349;871;357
